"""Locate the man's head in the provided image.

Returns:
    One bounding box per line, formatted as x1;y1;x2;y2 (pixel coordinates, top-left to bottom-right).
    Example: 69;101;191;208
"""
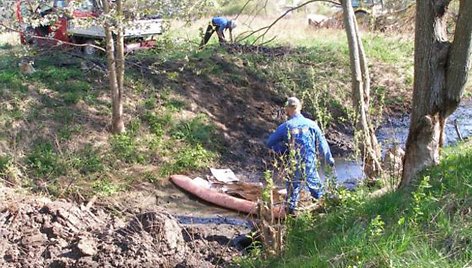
285;97;302;117
228;20;237;30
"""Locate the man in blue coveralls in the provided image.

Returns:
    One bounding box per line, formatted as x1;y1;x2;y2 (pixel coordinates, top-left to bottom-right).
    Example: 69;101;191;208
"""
267;97;335;215
200;17;237;47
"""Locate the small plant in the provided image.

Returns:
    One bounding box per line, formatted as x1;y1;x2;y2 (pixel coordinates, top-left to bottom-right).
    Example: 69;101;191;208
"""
159;144;215;176
58;125;82;141
410;176;434;224
92;178;121;196
26;141;63;177
171;114;215;145
142;111;173;136
0;155;12;174
110;134;145;164
0;155;23;185
368;215;385;238
72;145;104;174
143;171;159;183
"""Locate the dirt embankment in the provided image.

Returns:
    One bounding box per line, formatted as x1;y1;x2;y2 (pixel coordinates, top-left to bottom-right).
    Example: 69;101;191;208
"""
0;187;246;268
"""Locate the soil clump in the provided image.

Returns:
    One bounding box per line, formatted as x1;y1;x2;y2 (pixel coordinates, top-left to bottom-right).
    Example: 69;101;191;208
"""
0;187;246;267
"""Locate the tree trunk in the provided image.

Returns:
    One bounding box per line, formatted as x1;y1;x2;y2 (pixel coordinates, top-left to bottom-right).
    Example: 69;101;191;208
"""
114;0;125;133
103;0;125;134
342;0;383;180
401;0;472;187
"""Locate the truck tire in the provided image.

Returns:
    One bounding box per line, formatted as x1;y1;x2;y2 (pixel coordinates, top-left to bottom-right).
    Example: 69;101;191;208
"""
83;40;97;56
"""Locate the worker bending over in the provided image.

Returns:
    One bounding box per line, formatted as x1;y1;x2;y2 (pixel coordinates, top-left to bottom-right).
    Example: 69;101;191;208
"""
200;17;237;47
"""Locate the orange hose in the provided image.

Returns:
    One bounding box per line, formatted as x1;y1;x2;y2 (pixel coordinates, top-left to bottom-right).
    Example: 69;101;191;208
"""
170;175;285;218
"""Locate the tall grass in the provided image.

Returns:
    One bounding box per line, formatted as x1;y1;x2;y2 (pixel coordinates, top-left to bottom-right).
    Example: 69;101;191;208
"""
243;140;472;267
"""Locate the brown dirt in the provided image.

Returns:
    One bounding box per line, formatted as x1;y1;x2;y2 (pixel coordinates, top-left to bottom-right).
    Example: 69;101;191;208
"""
0;186;246;268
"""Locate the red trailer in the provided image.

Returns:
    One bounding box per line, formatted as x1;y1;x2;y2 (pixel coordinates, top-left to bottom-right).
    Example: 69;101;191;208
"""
16;0;163;54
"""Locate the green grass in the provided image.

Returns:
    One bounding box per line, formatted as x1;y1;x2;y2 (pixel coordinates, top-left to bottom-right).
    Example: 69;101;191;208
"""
243;141;472;267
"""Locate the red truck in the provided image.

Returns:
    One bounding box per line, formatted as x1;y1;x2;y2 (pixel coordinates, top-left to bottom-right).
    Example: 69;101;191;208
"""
16;0;164;54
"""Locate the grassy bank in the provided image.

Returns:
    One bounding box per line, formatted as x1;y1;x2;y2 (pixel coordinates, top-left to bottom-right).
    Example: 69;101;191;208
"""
243;140;472;267
0;25;415;199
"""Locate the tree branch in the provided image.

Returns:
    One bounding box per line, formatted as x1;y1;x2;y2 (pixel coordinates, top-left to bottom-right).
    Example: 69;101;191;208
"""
444;0;472;116
233;0;254;20
236;0;340;45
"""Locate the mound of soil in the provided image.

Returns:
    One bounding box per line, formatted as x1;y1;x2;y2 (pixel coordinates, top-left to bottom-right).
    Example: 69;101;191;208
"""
0;187;243;267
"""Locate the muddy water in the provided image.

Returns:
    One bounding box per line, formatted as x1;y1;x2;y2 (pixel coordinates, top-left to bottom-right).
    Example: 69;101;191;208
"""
377;99;472;147
330;99;472;185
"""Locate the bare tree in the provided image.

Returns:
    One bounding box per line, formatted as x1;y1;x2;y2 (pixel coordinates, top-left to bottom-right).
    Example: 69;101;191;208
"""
401;0;472;186
102;0;125;134
341;0;382;180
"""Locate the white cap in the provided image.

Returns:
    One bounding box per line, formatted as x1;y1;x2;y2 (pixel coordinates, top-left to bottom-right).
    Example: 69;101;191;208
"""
229;20;237;29
285;97;302;110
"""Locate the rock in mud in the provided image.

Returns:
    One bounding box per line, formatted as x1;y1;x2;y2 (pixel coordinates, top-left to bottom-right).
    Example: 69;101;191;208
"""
76;236;98;256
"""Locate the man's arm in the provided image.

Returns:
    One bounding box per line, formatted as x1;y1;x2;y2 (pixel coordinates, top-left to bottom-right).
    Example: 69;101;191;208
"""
267;123;287;153
229;28;233;43
312;123;334;166
216;29;226;42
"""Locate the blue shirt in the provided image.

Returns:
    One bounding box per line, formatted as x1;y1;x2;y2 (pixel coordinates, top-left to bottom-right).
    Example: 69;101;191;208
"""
267;113;333;165
212;17;230;32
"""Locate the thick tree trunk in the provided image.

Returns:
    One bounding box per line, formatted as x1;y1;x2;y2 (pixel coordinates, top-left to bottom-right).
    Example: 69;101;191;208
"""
342;0;383;179
103;0;125;134
400;0;472;187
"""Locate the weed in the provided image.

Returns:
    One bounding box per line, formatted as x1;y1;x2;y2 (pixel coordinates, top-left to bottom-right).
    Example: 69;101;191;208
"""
164;98;186;111
143;171;159;183
127;118;142;137
58;125;82;141
110;134;145;164
92;178;121;196
368;215;385;238
72;145;104;174
143;96;158;110
244;141;472;267
0;70;28;93
142;111;173;136
171;114;215;145
26;141;63;177
0;155;11;174
159;143;215;176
